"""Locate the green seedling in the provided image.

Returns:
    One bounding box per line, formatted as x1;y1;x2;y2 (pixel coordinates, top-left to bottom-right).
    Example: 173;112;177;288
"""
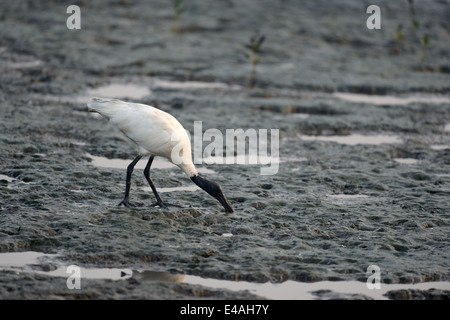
392;23;404;54
244;33;265;86
421;34;429;61
407;0;419;37
171;0;184;33
405;0;431;62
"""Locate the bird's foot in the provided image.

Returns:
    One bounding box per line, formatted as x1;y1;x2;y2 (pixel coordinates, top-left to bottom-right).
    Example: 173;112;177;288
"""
150;201;183;209
118;199;136;207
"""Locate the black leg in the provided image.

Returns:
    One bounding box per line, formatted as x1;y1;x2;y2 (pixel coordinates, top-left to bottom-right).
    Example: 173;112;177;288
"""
144;155;163;205
144;155;182;209
118;155;142;207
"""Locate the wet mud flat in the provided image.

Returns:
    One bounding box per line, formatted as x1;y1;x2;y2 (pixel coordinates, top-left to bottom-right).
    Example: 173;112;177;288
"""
1;0;450;299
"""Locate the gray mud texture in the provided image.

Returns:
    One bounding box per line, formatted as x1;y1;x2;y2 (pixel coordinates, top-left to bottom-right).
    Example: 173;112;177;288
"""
0;0;449;299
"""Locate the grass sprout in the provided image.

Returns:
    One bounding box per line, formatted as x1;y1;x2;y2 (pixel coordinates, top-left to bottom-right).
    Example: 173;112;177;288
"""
244;32;265;86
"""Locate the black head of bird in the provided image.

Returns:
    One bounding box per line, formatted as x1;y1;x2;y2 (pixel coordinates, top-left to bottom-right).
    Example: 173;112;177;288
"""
190;175;234;213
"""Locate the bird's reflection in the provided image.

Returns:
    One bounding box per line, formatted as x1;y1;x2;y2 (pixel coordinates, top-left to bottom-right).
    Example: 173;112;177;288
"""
131;270;186;283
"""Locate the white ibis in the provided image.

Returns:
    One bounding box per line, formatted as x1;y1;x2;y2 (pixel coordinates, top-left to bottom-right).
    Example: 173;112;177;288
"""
87;97;234;213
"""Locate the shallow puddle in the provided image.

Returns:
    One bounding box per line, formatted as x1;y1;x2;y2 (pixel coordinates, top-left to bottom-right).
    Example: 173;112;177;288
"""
7;60;44;69
291;113;310;119
0;174;16;183
1;251;448;300
0;174;30;189
0;251;58;267
394;158;419;165
183;276;450;300
299;134;402;145
153;79;240;90
86;84;151;100
430;145;449;150
86;153;216;175
328;194;369;200
201;154;280;165
86;153;175;170
81;79;239;103
327;194;370;205
220;233;234;237
0;252;131;281
333;92;450;105
142;185;200;193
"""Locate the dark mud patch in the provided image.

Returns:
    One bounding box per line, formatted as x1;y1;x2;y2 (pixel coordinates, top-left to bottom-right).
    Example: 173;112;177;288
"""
385;288;450;300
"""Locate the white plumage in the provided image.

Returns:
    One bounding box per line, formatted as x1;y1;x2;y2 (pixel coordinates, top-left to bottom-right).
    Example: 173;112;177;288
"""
88;97;197;177
87;97;233;213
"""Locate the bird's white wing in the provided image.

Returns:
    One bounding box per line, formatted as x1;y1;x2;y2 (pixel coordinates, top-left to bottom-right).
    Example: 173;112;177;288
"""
88;97;196;175
105;101;188;157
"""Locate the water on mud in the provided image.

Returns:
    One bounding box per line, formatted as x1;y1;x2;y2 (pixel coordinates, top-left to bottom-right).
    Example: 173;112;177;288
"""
1;251;449;300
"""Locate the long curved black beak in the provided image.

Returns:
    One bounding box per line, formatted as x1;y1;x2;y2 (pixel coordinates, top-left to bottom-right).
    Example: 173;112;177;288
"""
215;192;234;213
191;175;234;213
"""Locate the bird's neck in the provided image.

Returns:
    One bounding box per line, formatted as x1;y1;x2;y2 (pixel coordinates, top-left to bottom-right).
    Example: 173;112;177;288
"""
179;162;198;178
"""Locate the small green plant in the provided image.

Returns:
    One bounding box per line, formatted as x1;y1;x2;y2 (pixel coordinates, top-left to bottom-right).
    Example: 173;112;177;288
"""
407;0;419;37
244;32;265;86
420;34;429;62
404;0;431;62
392;23;404;54
171;0;184;33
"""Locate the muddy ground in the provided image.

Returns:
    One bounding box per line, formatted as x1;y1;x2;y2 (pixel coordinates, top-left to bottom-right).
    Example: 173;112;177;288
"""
0;0;449;299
